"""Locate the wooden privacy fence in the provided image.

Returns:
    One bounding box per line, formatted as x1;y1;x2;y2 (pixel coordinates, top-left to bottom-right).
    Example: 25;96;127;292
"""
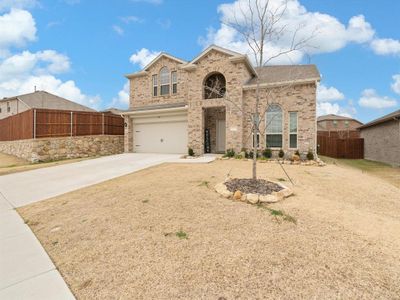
317;135;364;159
0;109;124;141
317;130;360;139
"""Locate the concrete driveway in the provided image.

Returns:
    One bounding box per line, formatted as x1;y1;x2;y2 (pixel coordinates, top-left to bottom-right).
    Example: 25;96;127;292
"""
0;153;203;299
0;153;183;208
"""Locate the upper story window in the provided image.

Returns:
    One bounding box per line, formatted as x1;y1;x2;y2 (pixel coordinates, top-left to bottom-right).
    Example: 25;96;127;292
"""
159;67;170;95
204;73;226;99
345;120;349;128
266;104;283;148
333;120;337;127
171;71;177;94
152;74;158;96
7;102;10;112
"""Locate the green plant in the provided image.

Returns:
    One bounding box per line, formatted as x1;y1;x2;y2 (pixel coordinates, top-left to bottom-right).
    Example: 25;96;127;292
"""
226;148;235;157
176;230;188;239
257;204;297;224
247;150;259;159
262;148;272;158
235;154;243;159
307;150;314;160
198;181;209;187
278;149;285;158
295;150;300;156
188;147;194;156
277;178;286;181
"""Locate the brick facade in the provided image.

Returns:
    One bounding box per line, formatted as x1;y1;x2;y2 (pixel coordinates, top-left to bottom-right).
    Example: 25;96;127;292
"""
360;119;400;167
124;47;318;156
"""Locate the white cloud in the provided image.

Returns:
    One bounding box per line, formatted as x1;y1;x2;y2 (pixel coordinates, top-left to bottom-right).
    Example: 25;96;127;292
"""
111;82;129;108
317;84;345;102
0;9;36;52
370;38;400;56
391;74;400;95
358;89;398;109
112;25;124;36
120;15;143;24
129;48;160;68
201;0;376;64
316;102;354;117
0;0;37;12
0;50;70;81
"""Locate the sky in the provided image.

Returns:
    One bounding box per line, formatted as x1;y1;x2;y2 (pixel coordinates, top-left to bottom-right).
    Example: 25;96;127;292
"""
0;0;399;123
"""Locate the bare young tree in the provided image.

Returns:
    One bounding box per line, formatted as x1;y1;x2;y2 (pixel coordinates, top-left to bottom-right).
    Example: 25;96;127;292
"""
205;0;316;179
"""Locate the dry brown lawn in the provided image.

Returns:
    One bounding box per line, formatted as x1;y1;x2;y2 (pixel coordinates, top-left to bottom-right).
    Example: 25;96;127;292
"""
18;160;400;299
0;153;95;176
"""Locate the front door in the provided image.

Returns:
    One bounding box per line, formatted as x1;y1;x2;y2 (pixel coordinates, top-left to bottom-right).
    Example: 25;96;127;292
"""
216;119;226;153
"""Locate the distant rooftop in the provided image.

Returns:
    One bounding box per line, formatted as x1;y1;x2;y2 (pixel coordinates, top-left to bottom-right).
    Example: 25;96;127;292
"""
359;109;400;129
317;114;363;124
1;91;95;112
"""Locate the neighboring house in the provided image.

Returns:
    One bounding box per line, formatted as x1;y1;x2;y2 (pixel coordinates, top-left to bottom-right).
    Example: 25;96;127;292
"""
101;108;127;115
122;45;320;155
359;110;400;167
317;114;363;138
0;90;95;119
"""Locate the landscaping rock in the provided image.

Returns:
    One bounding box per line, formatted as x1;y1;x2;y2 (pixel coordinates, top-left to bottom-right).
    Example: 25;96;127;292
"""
247;193;259;204
259;194;278;203
233;190;242;200
240;194;247;202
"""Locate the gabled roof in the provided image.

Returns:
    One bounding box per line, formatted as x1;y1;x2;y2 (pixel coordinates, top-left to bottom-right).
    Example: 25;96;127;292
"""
125;52;187;79
142;52;187;71
185;45;257;76
317;114;362;124
0;91;96;112
245;65;320;88
359;109;400;129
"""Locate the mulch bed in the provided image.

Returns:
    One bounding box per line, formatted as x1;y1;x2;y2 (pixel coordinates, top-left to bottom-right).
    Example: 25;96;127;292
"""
224;178;283;195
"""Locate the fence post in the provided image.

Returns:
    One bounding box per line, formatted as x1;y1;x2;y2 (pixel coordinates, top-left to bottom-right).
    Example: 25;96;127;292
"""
102;113;105;135
70;111;73;137
33;109;36;139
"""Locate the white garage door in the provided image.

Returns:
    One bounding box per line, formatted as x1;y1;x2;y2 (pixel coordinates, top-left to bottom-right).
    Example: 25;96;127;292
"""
133;111;188;154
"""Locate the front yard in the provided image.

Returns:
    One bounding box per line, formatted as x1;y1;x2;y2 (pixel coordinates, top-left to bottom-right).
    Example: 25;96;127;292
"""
18;160;400;299
0;152;97;176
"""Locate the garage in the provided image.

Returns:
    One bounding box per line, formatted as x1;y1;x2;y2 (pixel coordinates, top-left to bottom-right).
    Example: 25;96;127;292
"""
132;108;188;154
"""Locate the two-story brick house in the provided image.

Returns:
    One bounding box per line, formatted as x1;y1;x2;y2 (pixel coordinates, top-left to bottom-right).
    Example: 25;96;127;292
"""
122;45;320;156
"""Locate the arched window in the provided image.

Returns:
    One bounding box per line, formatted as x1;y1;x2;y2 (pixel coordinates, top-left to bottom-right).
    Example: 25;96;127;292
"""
266;104;283;148
159;67;170;95
204;73;226;99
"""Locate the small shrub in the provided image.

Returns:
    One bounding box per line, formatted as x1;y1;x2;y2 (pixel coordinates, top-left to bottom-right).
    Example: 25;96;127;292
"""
188;147;194;156
262;148;272;158
278;149;285;158
295;150;300;156
307;150;314;160
226;148;235;157
234;154;243;159
247;150;259;159
198;181;209;187
176;230;188;239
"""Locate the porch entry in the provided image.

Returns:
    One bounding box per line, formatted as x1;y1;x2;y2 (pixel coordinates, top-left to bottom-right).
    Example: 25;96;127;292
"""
204;107;226;154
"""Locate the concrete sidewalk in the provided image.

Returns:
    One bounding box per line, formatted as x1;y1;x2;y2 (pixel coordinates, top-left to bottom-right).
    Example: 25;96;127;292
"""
0;153;215;299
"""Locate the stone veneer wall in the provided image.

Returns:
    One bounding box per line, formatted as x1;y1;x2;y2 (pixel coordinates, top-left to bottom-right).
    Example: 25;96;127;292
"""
0;135;124;162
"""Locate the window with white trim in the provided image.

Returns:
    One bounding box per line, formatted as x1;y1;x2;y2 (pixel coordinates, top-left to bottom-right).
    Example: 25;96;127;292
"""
289;111;298;149
266;104;283;148
252;132;260;148
159;67;170;95
171;71;177;94
152;74;158;96
7;102;10;112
